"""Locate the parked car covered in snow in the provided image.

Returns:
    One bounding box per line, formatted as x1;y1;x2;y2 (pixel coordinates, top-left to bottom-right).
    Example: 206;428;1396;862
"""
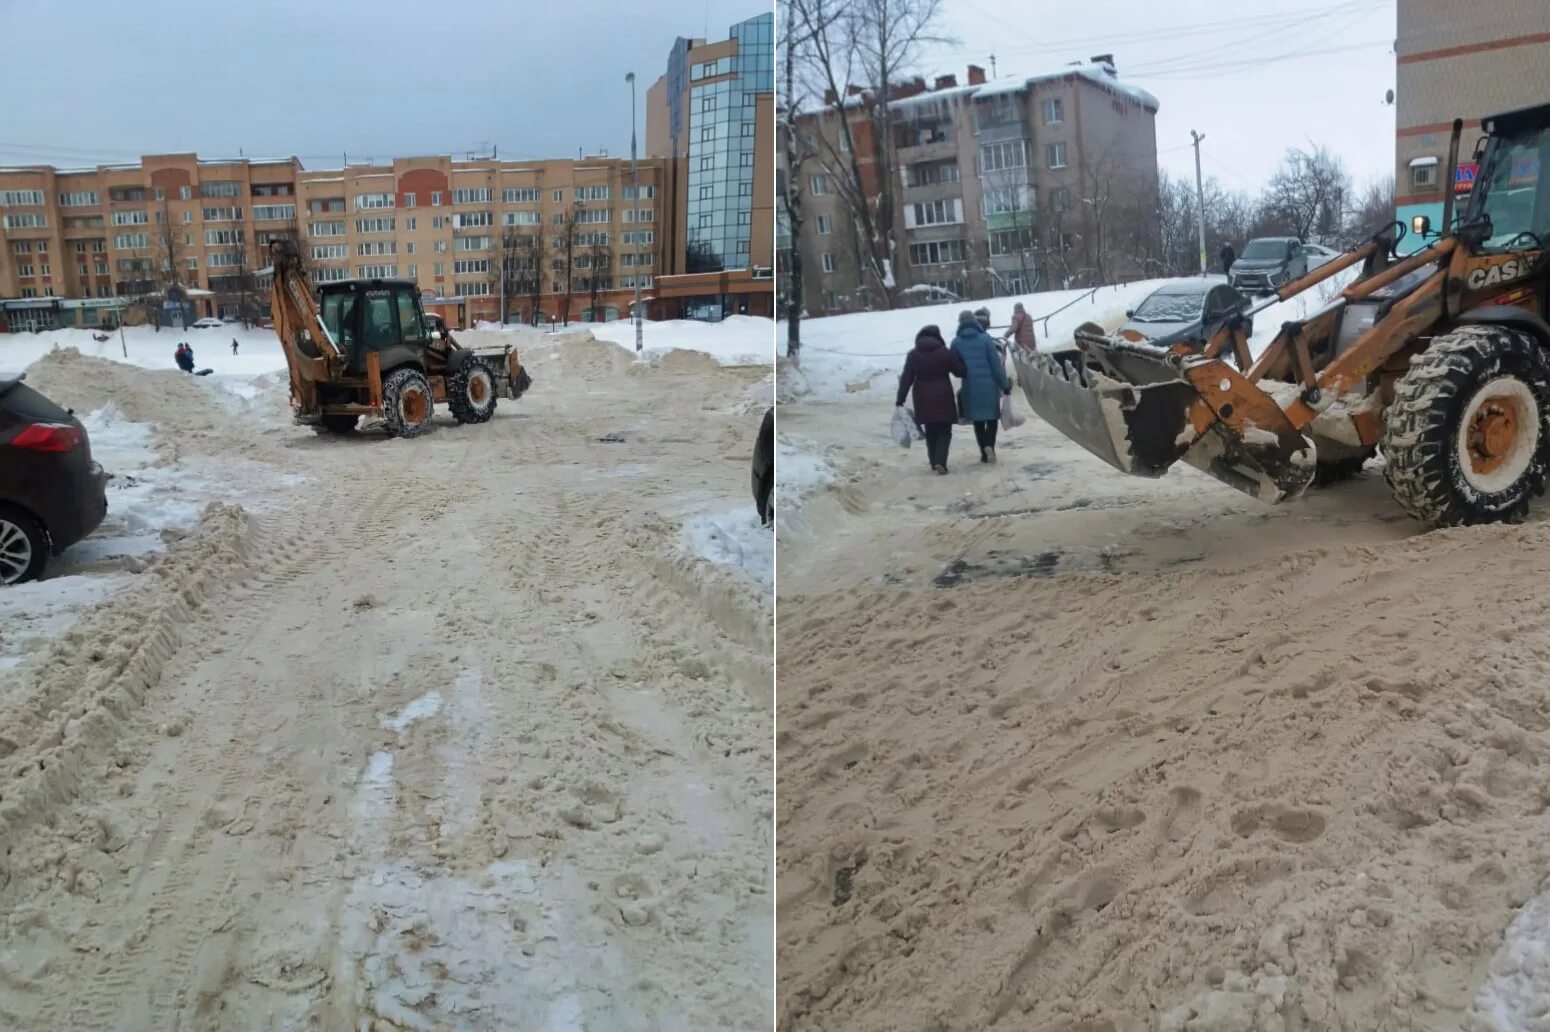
1228;237;1308;294
191;317;224;329
0;375;108;584
1118;280;1252;346
1301;242;1340;268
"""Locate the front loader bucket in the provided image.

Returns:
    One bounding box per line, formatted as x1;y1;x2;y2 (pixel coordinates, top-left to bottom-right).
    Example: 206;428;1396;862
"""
1011;336;1317;504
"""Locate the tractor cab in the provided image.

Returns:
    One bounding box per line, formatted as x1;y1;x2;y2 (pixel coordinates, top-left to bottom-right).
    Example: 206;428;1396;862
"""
317;279;434;377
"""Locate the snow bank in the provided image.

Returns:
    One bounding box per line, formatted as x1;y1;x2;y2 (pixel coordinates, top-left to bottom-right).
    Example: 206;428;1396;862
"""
775;435;841;514
782;280;1170;400
0;324;286;380
1466;893;1550;1031
682;509;773;591
589;315;772;367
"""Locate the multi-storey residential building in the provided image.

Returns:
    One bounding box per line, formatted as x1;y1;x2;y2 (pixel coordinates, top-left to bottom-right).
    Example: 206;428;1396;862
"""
783;57;1160;316
646;11;775;318
0;153;665;330
1394;1;1550;251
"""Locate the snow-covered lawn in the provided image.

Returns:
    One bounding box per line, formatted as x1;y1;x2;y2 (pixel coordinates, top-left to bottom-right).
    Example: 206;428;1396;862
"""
471;315;774;368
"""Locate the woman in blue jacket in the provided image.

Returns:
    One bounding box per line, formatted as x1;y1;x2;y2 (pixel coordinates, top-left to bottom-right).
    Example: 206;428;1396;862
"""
950;310;1012;463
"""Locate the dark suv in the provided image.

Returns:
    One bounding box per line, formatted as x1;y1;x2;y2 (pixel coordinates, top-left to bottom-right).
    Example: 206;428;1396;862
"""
1228;237;1309;294
0;375;109;584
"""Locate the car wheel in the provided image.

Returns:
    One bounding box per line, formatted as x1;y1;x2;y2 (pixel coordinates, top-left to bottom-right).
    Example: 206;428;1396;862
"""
0;503;47;585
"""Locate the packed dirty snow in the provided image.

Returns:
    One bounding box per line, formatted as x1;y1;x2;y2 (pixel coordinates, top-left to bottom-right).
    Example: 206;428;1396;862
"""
683;508;773;591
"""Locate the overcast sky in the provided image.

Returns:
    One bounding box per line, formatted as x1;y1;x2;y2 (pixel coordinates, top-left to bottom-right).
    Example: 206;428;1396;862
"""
915;0;1397;195
0;0;760;169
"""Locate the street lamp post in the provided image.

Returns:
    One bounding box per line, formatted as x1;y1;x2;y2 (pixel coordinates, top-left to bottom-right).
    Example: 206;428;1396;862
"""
627;71;642;352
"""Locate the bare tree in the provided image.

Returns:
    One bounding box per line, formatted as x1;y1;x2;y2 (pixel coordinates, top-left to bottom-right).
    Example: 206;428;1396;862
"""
1262;146;1350;243
979;161;1039;295
583;241;612;320
778;0;831;360
556;210;581;326
521;232;546;324
150;195;184;291
1345;175;1396;244
496;227;532;323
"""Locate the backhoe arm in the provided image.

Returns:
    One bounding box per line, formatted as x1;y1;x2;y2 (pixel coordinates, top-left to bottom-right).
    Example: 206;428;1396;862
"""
268;239;344;417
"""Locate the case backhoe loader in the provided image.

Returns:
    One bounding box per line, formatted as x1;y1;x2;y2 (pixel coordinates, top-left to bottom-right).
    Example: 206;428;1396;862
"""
1017;103;1550;527
267;239;532;437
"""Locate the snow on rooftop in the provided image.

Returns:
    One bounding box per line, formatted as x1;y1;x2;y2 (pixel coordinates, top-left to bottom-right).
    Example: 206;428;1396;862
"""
1410;155;1439;167
832;61;1159;114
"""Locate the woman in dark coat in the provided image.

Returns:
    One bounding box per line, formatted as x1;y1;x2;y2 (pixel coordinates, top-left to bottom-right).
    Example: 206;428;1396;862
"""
896;324;966;474
951;310;1013;463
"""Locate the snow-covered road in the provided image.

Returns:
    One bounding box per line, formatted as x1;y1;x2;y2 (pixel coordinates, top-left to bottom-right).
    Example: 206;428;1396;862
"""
0;325;773;1030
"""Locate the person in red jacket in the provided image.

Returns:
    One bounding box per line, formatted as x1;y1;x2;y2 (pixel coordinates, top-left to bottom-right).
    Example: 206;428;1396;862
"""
1005;301;1037;352
896;324;966;474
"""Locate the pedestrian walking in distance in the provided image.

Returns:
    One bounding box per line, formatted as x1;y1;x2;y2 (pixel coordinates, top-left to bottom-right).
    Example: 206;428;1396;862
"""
1220;242;1236;276
896;324;965;474
1005;301;1037;352
952;309;1013;464
232;338;239;356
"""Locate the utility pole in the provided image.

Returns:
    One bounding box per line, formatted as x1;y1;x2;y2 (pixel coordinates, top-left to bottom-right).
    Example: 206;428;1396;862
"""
1190;130;1208;276
628;70;642;352
989;53;997;78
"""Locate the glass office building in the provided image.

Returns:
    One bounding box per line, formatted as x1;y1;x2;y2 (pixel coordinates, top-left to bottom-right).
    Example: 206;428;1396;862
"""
684;12;771;273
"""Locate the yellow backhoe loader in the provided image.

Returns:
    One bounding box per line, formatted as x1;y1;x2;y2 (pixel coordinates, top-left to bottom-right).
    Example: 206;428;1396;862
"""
268;239;531;436
1017;104;1550;526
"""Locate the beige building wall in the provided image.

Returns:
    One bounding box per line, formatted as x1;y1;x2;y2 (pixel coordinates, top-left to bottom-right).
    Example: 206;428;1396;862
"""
1395;0;1550;217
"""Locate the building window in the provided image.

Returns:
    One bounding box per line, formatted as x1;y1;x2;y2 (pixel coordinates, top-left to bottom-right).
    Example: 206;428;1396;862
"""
435;240;447;252
208;252;244;268
1043;97;1063;124
980;140;1029;174
312;244;348;260
1;189;46;206
200;181;239;198
1047;142;1067;169
16;264;33;277
3;213;46;230
906;198;961;227
738;210;752;226
700;156;715;171
408;264;417;278
453;258;490;274
821;253;835;273
503;210;541;226
622;230;654;245
357;264;398;278
434;262;444;276
356;217;396;233
11;241;30;253
19;289;35;298
404;192;416;208
576;186;610;201
112;210;149;226
407;241;416;255
310;220;345;236
59;191;100;207
739;183;752;196
700;185;715;200
702;126;715;142
623;185;656;199
405;216;416;230
702;95;716;112
742;123;755;137
356;193;394;209
990;229;1031;256
205;229;242;246
503;187;540;203
180;186;192;200
908;239;965;266
809;175;827;195
1411;159;1438;188
357;240;397;256
95;261;108;275
314;267;348;283
1051;187;1070;212
203;206;242;221
983;185;1033;217
452;187;491;204
183;211;193;224
113;233;149;249
553;188;564;202
430;191;442;206
253;204;295;221
453;211;493;228
432;216;446;229
454;235;491;251
741;153;754;167
817;214;831;234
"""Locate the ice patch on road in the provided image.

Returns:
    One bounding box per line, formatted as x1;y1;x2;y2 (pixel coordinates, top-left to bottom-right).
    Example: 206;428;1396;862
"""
382;692;444;734
683;509;772;591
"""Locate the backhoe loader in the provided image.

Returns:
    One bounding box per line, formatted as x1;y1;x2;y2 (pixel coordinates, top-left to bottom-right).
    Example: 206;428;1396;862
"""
268;240;531;437
1016;103;1550;527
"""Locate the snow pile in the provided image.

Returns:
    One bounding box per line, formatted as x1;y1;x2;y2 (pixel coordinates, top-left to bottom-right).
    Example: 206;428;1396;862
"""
0;324;286;380
682;509;773;591
1466;893;1550;1031
0;573;134;673
783;280;1169;400
589;315;772;367
776;435;842;514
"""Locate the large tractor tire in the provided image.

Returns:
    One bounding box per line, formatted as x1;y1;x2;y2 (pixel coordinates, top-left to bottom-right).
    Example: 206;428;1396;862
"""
382;367;434;438
1382;324;1550;526
447;356;498;424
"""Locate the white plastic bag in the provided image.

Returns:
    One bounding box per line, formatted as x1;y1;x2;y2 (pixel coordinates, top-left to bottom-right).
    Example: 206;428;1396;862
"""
891;405;920;447
1000;392;1026;430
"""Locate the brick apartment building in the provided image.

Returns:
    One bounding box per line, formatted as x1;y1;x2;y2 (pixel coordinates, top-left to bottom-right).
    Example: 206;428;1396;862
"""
781;56;1160;315
1394;0;1550;252
0;152;666;331
0;11;774;332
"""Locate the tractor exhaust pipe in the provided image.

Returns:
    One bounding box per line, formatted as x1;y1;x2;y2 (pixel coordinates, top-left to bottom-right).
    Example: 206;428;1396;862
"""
1440;118;1463;236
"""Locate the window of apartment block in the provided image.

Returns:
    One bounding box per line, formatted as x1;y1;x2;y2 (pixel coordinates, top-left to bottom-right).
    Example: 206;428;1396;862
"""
1046;142;1067;169
205;229;242;246
95;260;108;274
553;189;564;203
816;214;831;234
92;240;105;252
701;126;715;142
990;229;1032;255
59;191;99;207
738;210;752;226
740;153;754;167
155;187;165;201
435;240;447;252
183;211;192;224
310;220;345;236
405;216;416;231
201;182;239;198
577;186;610;201
700;156;715;171
809;175;826;195
253;204;295;221
739;183;752;196
1410;157;1438;188
313;244;347;260
36;241;46;253
503;211;541;226
208;252;243;268
314;267;348;283
821;253;835;273
1051;187;1070;212
3;214;46;230
1042;97;1064;124
910;239;966;265
905;198;962;227
742;123;754;137
1;189;46;206
431;192;442;206
432;216;446;229
406;241;416;255
11;241;30;254
404;192;416;208
452;187;491;204
503;187;540;203
356;193;394;210
180;186;192;200
454;236;491;251
975;93;1019;129
454;211;493;228
453;259;489;274
113;233;149;249
434;262;444;276
185;257;199;270
357;241;397;257
356;217;396;234
203;206;242;221
980;140;1029;174
16;264;33;278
